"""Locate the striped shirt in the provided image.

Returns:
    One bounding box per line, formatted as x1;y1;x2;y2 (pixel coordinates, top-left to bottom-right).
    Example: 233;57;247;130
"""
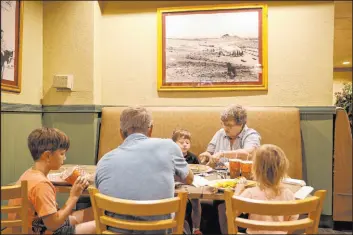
206;125;261;163
95;133;189;234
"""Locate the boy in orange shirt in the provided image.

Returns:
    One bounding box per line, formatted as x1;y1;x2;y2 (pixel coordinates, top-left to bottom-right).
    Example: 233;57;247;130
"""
10;127;95;234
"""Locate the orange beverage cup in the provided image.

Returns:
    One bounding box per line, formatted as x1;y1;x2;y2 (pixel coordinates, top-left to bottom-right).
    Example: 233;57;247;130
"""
62;167;81;185
229;159;242;179
240;160;253;180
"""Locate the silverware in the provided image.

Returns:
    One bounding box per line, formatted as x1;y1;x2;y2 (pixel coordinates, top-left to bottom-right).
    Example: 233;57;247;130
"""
216;170;227;179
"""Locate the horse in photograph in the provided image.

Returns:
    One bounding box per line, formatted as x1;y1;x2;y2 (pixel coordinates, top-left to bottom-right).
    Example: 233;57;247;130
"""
226;62;237;79
221;46;244;79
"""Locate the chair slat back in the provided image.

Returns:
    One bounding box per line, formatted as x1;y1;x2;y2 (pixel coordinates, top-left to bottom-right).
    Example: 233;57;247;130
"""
100;215;177;231
1;185;22;200
232;196;320;216
224;189;326;234
235;217;313;231
94;193;181;216
1;181;29;234
88;186;188;234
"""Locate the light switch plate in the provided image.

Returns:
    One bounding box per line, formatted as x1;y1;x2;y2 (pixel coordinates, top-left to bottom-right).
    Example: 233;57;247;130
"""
53;74;73;90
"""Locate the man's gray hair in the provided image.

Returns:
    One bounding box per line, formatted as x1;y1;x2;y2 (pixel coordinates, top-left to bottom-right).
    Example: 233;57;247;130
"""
220;104;247;125
120;106;153;136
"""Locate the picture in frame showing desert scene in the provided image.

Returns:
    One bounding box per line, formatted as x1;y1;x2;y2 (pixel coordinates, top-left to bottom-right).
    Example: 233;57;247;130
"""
1;0;23;93
157;4;268;91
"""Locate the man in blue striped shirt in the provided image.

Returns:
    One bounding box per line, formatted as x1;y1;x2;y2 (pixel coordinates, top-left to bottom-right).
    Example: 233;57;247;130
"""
95;106;194;234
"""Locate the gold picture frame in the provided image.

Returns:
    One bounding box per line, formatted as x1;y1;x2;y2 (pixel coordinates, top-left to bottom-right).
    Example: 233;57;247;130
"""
157;3;268;91
1;0;23;93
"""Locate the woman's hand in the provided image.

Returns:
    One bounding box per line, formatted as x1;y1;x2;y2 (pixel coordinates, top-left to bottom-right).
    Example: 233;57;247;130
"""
206;153;222;168
232;149;252;160
198;152;212;164
212;152;224;161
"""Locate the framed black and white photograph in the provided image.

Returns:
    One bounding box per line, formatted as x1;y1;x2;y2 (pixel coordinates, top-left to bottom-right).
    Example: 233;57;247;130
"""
157;4;268;91
1;0;23;93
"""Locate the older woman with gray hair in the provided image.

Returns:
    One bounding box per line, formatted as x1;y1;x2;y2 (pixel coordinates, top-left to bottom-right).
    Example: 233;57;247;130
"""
198;104;261;234
199;104;261;167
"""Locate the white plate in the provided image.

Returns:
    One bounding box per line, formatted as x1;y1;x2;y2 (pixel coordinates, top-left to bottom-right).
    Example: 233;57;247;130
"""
47;173;69;186
189;164;213;174
48;172;94;186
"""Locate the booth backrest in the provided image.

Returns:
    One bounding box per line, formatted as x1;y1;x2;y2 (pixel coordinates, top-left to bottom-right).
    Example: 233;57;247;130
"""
333;108;352;221
98;106;302;179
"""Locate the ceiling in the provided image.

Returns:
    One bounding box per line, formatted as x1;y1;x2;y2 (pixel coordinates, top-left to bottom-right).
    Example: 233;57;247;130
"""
334;1;352;69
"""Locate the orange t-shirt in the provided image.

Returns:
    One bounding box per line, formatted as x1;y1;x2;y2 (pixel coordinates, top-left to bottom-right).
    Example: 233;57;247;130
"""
9;168;58;234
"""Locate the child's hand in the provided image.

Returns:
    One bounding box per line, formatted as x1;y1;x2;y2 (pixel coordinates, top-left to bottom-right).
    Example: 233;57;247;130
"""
70;176;89;198
234;177;247;195
238;177;247;184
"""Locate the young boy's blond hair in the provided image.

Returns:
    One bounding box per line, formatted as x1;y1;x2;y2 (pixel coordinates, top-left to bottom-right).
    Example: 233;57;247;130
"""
171;129;191;142
252;144;289;196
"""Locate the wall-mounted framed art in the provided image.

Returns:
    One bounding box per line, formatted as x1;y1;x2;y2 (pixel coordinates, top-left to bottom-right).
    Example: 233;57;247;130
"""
157;3;268;91
1;0;23;93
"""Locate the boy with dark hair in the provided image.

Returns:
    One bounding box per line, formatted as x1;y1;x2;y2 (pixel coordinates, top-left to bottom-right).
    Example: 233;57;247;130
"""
9;127;95;235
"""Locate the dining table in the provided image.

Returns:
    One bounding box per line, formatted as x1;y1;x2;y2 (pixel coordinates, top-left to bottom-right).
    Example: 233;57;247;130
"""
49;164;304;201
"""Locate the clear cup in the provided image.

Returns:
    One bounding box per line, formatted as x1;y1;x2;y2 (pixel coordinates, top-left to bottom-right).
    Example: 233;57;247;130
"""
240;160;253;180
61;166;82;185
229;159;242;179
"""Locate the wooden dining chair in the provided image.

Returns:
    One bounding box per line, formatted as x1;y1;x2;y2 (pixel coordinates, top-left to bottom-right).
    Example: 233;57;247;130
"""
224;189;326;234
1;181;29;234
88;186;188;234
